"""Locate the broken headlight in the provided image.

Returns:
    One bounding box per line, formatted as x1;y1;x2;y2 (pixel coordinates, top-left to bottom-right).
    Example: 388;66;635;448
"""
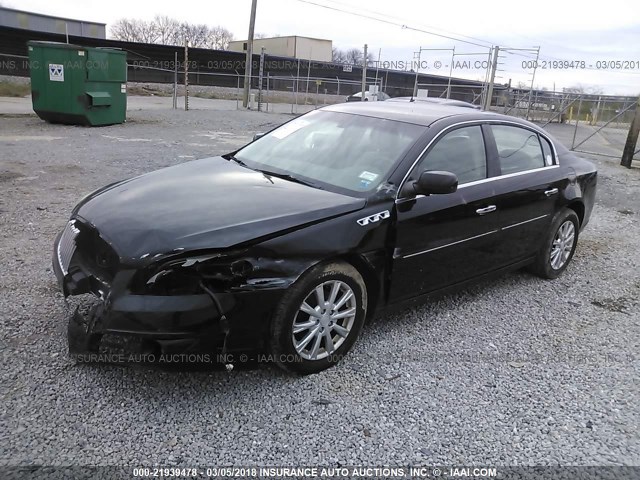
134;252;254;295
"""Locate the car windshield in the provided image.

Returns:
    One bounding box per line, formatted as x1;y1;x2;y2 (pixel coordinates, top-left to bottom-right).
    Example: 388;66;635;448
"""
234;110;425;194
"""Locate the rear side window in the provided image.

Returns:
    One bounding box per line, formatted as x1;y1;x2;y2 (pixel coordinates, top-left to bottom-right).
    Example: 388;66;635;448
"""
491;125;546;174
540;136;555;165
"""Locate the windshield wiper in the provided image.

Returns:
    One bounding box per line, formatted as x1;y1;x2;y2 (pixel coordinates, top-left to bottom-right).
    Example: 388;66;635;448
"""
257;169;322;189
224;154;250;168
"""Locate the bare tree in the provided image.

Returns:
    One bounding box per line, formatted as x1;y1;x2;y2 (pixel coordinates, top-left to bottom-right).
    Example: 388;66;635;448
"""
110;19;143;42
332;47;346;64
364;51;375;67
254;33;269;39
110;18;159;43
110;15;234;50
342;48;376;67
565;84;604;95
153;15;180;45
180;23;211;47
207;26;234;50
137;20;159;44
345;48;363;65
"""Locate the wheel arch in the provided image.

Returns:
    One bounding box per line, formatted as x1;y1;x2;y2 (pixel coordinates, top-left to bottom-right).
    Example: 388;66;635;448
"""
332;253;384;322
566;200;585;226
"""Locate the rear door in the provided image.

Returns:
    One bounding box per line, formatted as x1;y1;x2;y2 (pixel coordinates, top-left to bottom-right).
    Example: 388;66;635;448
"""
487;123;566;263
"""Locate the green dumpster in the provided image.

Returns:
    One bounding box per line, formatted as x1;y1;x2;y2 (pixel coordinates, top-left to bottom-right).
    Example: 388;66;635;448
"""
27;41;127;126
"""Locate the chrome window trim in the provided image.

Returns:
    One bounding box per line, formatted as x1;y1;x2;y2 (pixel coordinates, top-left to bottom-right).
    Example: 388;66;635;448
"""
396;119;560;202
396;165;560;204
458;164;560;188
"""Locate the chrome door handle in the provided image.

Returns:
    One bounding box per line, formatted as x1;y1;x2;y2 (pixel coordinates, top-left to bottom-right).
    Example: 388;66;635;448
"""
476;205;497;215
545;188;559;197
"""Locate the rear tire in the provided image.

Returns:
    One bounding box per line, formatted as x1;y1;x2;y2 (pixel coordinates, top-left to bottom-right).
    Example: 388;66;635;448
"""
530;208;580;279
269;262;367;374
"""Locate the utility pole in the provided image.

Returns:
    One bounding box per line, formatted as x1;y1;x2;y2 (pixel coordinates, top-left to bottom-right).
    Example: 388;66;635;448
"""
484;46;499;111
413;48;421;98
243;0;258;108
525;47;540;120
361;44;367;100
621;96;640;168
257;46;265;111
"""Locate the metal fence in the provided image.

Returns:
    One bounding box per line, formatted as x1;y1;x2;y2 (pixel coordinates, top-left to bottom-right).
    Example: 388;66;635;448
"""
485;90;639;163
2;38;637;164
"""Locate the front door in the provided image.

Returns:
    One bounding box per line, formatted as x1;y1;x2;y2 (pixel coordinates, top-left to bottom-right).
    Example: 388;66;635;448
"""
389;124;503;303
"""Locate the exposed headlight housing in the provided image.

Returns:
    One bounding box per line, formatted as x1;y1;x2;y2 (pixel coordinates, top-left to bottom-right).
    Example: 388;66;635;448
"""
133;251;254;295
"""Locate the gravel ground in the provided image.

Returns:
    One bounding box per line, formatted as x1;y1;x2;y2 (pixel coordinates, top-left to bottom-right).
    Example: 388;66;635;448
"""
1;101;639;468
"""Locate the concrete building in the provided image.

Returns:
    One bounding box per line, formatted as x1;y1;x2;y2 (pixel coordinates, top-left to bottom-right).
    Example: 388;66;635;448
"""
229;36;332;62
0;6;106;39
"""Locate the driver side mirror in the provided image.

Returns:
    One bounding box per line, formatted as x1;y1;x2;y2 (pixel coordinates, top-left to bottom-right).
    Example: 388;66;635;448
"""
411;170;458;196
253;132;266;141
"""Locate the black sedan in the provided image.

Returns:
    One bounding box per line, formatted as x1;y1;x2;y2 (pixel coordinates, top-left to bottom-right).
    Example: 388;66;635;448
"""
53;102;597;374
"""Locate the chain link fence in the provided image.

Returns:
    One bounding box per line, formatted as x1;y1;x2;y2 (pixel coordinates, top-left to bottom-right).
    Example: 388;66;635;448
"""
486;90;639;163
2;47;637;165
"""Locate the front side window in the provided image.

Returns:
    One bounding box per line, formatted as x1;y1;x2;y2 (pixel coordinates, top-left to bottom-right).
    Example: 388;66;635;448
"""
235;110;425;194
409;125;487;185
491;125;546;174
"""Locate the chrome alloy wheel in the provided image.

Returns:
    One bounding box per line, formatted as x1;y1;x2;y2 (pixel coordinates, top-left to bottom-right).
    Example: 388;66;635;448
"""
550;220;576;270
292;280;357;361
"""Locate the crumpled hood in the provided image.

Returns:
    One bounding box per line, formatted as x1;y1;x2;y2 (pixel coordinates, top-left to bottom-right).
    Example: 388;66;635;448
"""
74;156;365;260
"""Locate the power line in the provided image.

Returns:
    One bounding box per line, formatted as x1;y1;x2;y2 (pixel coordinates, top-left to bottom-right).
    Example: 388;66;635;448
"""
292;0;492;49
318;0;497;48
292;0;640;78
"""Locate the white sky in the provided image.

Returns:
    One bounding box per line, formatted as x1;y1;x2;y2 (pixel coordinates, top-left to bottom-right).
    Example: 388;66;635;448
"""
6;0;640;94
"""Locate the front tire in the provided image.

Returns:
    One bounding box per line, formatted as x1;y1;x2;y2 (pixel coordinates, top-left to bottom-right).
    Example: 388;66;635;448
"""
530;208;580;279
269;262;367;374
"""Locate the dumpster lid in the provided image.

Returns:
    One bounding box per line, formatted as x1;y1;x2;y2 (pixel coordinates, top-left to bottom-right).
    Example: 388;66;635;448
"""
27;41;125;55
27;41;84;50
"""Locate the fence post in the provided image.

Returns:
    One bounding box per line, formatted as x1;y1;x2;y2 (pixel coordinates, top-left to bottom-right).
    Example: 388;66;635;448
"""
236;70;240;110
173;51;178;109
571;97;583;150
295;60;300;113
621;97;640;168
184;40;189;111
257;47;265;112
291;77;295;115
362;44;368;99
305;60;311;106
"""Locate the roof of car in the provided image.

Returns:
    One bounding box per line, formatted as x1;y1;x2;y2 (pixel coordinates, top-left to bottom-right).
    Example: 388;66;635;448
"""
386;97;481;109
322;101;492;126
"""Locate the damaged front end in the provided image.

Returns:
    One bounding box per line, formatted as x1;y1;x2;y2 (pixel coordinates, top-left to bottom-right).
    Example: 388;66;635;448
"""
52;219;292;363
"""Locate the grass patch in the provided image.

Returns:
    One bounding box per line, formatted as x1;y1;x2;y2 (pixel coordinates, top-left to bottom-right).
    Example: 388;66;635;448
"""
127;85;171;97
192;91;220;99
0;81;31;97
